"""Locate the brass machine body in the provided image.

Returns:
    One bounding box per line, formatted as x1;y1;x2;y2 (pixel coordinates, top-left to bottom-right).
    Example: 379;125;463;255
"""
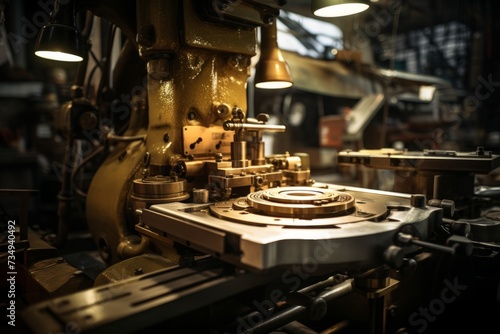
85;0;286;264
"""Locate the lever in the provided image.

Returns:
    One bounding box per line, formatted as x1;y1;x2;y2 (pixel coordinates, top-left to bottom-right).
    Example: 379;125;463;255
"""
397;233;472;256
397;233;455;254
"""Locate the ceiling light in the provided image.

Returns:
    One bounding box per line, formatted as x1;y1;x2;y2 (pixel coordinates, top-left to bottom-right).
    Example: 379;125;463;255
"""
312;0;370;18
254;20;293;89
34;0;85;62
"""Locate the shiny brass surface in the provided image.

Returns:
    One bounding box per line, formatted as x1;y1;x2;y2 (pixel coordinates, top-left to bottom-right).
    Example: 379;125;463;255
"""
248;186;355;216
138;0;255;168
182;125;232;157
131;176;190;202
210;186;390;226
145;47;251;167
85;139;147;264
86;0;258;264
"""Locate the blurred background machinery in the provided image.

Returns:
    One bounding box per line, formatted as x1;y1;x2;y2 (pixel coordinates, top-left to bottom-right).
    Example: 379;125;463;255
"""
0;1;499;333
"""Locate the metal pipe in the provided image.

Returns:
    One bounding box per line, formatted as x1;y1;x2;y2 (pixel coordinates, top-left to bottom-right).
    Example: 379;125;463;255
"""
241;279;353;334
107;133;146;143
223;121;286;132
117;235;150;259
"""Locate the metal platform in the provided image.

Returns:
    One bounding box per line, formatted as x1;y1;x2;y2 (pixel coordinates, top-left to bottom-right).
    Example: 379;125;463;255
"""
21;257;280;334
140;184;442;272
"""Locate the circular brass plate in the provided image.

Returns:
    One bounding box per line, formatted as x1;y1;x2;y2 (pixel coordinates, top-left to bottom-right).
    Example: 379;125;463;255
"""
248;187;355;217
210;186;388;227
131;176;189;202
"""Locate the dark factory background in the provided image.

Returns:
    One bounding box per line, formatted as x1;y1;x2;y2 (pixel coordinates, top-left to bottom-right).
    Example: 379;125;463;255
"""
0;1;499;334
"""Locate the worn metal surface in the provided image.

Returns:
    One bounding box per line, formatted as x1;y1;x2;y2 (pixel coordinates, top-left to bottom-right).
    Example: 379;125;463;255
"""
141;184;441;271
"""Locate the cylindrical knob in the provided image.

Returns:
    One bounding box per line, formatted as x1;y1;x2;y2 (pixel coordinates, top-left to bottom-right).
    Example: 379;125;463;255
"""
410;194;426;208
248;141;265;165
384;245;405;269
231;141;249;168
428;198;455;217
193;189;209;204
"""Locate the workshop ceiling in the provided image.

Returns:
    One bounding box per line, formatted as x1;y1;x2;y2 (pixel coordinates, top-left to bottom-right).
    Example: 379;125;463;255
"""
284;0;486;33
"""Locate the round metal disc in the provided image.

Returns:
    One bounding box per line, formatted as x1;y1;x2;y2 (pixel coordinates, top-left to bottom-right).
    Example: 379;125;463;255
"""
209;186;388;227
131;176;190;203
247;187;355;217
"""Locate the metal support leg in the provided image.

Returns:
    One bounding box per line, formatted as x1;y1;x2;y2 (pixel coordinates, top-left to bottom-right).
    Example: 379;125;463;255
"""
353;268;400;334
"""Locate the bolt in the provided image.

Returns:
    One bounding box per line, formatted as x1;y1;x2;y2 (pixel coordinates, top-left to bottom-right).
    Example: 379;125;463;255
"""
215;104;230;117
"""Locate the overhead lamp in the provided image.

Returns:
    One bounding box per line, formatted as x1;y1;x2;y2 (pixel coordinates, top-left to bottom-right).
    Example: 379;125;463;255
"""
311;0;370;18
34;0;85;62
254;19;293;89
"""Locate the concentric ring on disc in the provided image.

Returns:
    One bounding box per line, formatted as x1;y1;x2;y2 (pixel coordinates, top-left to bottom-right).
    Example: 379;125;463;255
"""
210;187;388;227
261;187;340;205
247;186;355;218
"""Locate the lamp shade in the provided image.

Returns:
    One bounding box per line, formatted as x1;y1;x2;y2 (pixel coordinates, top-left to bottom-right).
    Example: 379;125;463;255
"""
311;0;370;18
254;20;293;89
35;23;86;62
34;1;86;62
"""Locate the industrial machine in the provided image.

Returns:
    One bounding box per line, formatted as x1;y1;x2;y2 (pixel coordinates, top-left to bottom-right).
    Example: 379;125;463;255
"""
1;1;499;333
